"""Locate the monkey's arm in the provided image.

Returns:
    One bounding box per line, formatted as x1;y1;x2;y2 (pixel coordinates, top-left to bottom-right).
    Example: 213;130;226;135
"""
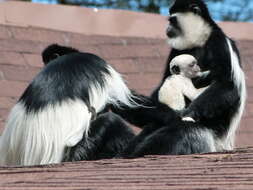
192;70;213;88
182;81;209;101
183;70;211;100
111;92;180;128
182;82;239;123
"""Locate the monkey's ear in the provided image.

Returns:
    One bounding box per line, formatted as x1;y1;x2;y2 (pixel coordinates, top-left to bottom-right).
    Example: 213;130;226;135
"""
43;53;60;65
52;53;60;60
171;65;180;75
190;4;201;15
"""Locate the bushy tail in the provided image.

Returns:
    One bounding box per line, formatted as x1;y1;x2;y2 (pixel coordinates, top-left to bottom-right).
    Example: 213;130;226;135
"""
0;100;92;166
225;38;247;150
42;44;79;65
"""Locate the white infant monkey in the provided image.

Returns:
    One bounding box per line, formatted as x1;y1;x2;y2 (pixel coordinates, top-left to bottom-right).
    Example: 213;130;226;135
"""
158;54;209;121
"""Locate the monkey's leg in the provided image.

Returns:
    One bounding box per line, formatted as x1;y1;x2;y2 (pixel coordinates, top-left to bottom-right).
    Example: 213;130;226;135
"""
63;112;135;162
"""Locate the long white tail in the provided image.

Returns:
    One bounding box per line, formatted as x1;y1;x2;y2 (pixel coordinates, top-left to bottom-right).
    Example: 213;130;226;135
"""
224;38;247;150
0;100;92;166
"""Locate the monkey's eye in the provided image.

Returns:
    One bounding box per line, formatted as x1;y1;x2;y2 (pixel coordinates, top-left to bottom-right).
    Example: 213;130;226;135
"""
189;63;195;67
190;4;201;15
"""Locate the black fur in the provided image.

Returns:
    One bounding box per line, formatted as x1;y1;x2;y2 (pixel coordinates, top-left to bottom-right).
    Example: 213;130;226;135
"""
21;50;109;113
111;92;180;127
64;112;135;161
42;44;79;65
120;123;213;158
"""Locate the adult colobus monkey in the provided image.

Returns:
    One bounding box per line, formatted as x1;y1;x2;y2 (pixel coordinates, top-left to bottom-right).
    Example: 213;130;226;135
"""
108;0;246;157
0;45;138;166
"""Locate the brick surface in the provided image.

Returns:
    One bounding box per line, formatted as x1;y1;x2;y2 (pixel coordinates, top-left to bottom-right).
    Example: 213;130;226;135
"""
135;57;167;73
238;118;253;132
124;73;162;91
0;71;4;80
0;108;8;122
0;120;4;134
109;59;139;74
119;37;153;45
0;52;26;66
68;35;159;46
0;65;40;82
244;103;253;118
152;43;171;57
246;87;253;102
245;72;253;87
68;34;124;46
0;108;8;134
243;61;253;71
0;25;12;40
9;26;68;44
71;44;101;56
109;57;167;74
0;39;45;53
0;80;28;98
0;97;16;109
236;133;253;147
100;44;160;59
23;53;43;68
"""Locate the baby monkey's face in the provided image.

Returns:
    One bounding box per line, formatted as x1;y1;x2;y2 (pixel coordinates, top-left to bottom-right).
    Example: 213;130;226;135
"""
170;54;202;79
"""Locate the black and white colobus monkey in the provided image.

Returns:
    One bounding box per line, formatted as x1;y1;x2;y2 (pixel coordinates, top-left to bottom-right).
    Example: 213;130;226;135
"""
109;0;246;156
0;44;140;166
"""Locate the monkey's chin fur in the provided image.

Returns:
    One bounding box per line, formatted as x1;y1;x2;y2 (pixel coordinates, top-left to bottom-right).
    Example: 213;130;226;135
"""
167;12;212;50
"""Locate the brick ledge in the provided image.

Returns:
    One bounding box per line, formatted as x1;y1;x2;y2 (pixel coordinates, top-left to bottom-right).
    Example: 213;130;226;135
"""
0;1;252;40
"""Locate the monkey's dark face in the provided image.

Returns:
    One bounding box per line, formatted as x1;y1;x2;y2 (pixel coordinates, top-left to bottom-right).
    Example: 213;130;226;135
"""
167;0;213;50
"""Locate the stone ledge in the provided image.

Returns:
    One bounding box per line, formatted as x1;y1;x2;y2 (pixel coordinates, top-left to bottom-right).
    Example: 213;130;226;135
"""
0;1;252;40
1;147;253;190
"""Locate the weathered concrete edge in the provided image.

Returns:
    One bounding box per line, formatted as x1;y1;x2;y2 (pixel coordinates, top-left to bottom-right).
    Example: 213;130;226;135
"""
0;1;252;40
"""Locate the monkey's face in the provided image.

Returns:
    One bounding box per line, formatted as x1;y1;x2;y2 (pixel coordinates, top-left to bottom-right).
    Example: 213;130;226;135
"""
167;0;213;50
170;54;201;79
182;60;201;79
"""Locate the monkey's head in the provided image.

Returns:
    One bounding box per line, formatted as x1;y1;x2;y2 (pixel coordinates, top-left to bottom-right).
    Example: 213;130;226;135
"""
170;54;201;79
42;44;79;65
167;0;215;50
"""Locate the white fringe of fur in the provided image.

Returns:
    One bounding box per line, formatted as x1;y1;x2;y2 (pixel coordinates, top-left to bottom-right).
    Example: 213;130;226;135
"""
218;38;247;151
0;64;137;166
0;100;92;166
167;12;212;50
